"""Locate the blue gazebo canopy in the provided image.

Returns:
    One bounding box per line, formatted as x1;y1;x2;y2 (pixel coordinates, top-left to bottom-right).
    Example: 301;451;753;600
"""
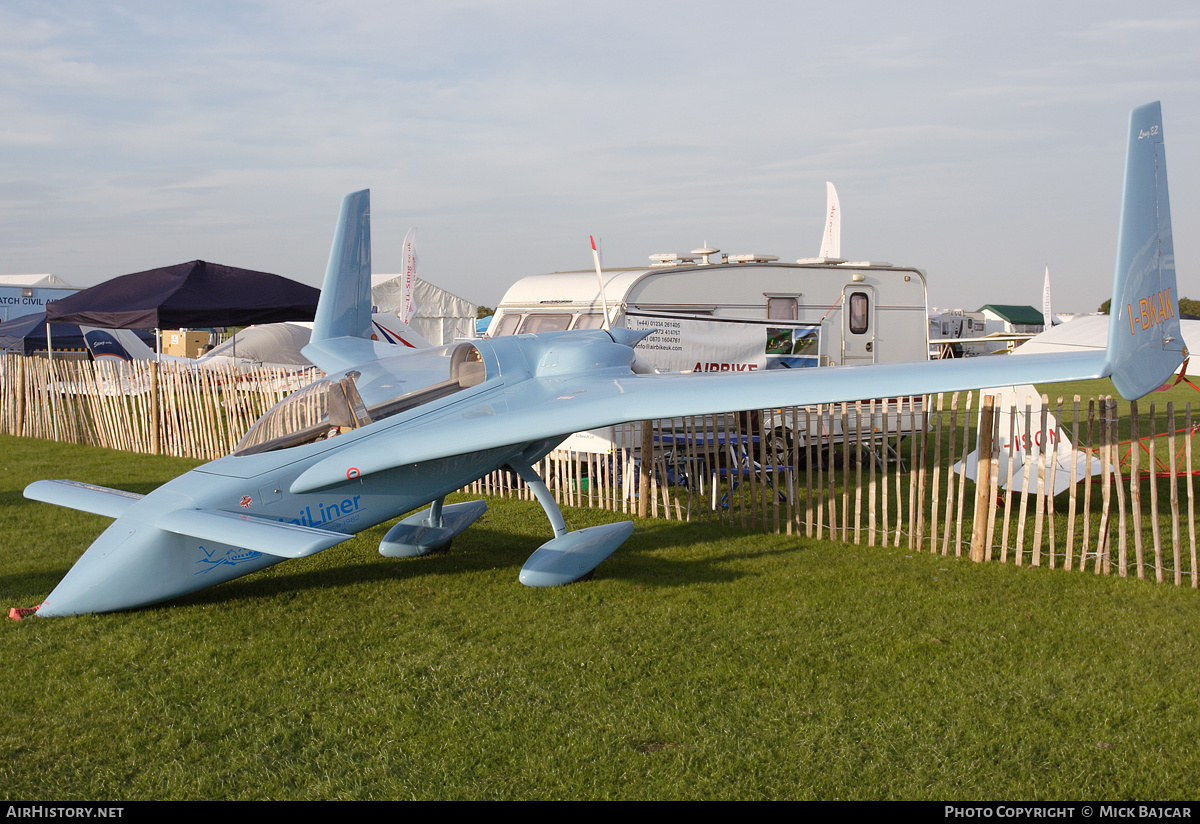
45;260;320;329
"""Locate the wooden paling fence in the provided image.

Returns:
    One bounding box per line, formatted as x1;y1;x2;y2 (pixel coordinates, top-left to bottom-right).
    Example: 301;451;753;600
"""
0;354;321;461
3;353;1197;587
470;394;1200;587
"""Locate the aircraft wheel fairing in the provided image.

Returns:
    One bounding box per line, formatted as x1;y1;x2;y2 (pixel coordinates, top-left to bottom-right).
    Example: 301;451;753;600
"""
518;521;634;587
378;500;485;557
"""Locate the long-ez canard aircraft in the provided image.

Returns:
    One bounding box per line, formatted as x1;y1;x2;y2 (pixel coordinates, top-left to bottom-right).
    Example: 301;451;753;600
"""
22;102;1185;617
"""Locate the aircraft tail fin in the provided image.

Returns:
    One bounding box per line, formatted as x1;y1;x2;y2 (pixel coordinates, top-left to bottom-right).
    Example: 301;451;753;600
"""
818;181;840;259
81;327;155;362
1105;101;1186;398
303;189;376;373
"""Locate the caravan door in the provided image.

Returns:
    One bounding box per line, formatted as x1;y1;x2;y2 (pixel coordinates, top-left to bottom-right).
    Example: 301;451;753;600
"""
841;285;876;365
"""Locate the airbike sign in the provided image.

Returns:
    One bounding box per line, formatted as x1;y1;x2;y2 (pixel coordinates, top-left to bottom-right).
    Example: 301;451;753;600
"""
626;312;820;374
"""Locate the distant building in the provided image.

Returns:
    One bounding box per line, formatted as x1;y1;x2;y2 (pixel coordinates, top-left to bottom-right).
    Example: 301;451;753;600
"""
977;304;1046;336
0;274;78;323
927;303;1048;358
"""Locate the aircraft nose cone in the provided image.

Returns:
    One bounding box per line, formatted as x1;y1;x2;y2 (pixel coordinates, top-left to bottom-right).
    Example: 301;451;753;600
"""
36;518;280;617
37;521;149;617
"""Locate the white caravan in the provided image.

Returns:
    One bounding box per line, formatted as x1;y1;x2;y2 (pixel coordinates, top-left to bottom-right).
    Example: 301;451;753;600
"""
491;257;931;373
492;254;932;456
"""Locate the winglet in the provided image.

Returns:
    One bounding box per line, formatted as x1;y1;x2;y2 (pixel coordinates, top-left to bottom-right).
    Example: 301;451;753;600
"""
609;326;656;348
1105;102;1185;399
303;190;375;373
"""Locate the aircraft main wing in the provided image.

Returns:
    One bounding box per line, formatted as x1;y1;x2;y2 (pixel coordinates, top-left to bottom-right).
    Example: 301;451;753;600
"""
291;348;1107;493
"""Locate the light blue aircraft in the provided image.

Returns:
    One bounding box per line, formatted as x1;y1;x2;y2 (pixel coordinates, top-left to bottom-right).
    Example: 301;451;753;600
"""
23;102;1185;617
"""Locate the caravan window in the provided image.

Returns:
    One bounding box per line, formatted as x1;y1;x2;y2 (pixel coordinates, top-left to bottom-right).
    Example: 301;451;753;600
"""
767;297;798;321
572;313;605;330
492;312;602;335
518;313;571;333
491;313;521;336
849;292;870;335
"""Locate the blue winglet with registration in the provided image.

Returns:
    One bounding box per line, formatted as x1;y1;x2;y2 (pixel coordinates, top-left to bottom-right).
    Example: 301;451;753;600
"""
1106;101;1186;398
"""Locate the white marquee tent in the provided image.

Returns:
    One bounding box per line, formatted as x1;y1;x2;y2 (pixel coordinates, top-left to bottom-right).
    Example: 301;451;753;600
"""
0;274;73;286
371;274;476;345
1014;314;1199;376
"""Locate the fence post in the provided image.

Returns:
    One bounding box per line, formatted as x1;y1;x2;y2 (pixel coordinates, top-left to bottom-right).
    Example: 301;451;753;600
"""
1095;398;1113;574
915;396;929;552
1112;398;1129;577
1150;402;1162;582
1065;396;1080;570
853;401;864;545
1032;398;1050;567
1188;402;1198;588
838;403;848;542
954;392;973;557
149;360;161;455
638;420;652;519
929;394;943;554
1170;403;1182;586
15;355;25;436
970;394;995;562
985;401;1001;562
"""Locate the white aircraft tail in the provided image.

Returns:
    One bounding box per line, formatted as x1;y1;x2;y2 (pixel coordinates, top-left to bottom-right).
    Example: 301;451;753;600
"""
955;385;1102;496
81;327;157;362
310;189;372;343
818;181;841;259
370;312;431;349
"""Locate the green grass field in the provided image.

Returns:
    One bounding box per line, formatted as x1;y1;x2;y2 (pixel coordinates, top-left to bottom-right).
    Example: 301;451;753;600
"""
2;435;1199;800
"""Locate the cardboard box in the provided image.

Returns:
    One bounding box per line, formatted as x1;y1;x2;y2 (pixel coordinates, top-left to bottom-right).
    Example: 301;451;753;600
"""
162;330;211;359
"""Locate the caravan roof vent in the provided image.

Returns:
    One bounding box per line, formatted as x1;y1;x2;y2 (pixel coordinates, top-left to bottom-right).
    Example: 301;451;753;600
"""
649;253;697;267
796;257;847;265
727;254;779;264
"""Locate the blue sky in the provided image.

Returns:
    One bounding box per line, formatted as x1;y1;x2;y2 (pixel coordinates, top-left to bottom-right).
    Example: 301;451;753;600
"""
2;1;1198;312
